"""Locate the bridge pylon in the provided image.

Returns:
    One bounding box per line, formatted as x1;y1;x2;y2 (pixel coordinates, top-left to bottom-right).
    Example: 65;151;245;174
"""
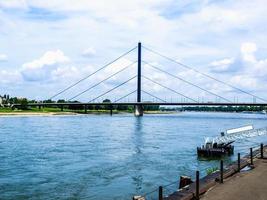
135;42;143;116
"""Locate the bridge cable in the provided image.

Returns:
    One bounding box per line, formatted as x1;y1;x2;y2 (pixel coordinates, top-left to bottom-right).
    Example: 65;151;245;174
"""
49;46;137;100
143;45;267;102
142;75;198;103
88;75;137;103
114;90;137;103
68;61;137;101
143;61;232;103
142;90;167;102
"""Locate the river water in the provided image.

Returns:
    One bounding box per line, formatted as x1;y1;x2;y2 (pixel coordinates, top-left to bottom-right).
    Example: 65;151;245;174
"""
1;112;267;199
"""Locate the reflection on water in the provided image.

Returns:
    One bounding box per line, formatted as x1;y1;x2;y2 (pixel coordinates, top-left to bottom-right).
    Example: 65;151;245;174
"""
0;112;267;199
132;117;144;193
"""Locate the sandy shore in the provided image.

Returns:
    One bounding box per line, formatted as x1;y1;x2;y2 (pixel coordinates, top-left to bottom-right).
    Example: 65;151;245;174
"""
0;112;79;117
202;149;267;200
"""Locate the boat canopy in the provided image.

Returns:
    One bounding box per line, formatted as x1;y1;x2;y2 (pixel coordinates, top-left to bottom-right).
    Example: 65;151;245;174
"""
212;126;267;144
226;125;253;135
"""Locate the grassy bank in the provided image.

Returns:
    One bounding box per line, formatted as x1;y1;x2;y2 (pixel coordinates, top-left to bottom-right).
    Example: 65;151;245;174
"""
0;107;122;115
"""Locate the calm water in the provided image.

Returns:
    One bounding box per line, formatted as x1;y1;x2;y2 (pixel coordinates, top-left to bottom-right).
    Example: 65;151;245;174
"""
1;112;267;199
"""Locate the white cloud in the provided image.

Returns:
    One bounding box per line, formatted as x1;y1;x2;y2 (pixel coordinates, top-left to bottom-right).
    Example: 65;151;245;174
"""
22;50;69;70
239;42;267;77
0;69;22;84
0;0;28;9
210;58;234;72
0;54;8;62
241;42;257;63
207;41;267;96
82;47;96;57
21;50;70;81
1;0;267;101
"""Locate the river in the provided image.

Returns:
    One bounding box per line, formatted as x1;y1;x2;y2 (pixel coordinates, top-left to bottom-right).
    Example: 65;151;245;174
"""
1;112;267;199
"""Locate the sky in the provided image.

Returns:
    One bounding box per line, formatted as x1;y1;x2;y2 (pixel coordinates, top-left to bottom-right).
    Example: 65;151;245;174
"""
1;0;267;103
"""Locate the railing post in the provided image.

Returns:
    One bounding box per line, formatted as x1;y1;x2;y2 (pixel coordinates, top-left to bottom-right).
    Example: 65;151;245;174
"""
250;148;253;165
196;171;199;200
220;160;223;183
238;153;240;172
261;143;264;159
158;186;163;200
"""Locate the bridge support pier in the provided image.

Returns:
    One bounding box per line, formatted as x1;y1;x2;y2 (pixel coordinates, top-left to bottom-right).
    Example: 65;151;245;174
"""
134;105;143;117
110;105;113;116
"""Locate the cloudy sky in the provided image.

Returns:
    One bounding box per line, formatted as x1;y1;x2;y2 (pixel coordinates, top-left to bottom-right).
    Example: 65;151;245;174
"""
0;0;267;103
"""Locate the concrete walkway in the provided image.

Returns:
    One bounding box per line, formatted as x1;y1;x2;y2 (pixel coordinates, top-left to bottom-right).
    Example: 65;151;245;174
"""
202;157;267;200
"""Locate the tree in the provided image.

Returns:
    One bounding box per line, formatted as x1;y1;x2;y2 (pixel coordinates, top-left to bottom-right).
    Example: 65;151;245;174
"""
43;99;54;103
20;98;28;110
103;99;111;103
57;99;66;103
102;99;111;110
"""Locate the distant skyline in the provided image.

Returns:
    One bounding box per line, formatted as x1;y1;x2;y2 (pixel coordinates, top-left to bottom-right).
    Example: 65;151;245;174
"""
1;0;267;102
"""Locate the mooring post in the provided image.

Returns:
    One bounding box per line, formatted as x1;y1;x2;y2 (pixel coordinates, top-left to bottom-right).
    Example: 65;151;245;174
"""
238;153;241;172
250;148;253;165
220;160;223;183
196;170;199;200
158;186;163;200
261;143;264;159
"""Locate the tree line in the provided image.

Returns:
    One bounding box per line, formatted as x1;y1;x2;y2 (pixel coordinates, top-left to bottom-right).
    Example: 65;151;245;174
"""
1;94;160;111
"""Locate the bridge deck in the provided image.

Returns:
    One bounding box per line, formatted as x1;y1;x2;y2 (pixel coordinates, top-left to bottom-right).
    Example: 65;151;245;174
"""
11;102;267;107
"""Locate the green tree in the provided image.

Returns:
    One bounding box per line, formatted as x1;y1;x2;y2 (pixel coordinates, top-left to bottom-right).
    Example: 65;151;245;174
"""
102;99;111;110
20;98;28;110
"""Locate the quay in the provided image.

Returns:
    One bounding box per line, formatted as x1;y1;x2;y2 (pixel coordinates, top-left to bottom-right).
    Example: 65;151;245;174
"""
202;156;267;200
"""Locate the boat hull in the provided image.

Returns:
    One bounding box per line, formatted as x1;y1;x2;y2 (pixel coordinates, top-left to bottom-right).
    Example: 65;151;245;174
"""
197;145;234;158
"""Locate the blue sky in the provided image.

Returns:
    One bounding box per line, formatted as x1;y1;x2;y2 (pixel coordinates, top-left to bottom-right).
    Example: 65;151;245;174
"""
0;0;267;103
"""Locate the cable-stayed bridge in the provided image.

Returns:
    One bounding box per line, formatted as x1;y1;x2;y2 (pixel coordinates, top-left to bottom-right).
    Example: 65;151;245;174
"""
13;43;267;116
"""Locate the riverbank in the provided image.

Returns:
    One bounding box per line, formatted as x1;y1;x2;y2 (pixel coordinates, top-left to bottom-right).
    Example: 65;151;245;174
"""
0;112;78;116
0;108;177;116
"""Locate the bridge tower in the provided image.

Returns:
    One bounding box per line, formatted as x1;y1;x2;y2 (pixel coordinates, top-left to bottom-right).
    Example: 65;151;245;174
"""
134;42;143;116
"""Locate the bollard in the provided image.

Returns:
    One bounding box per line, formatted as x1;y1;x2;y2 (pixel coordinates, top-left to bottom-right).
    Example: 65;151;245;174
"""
196;171;199;200
261;143;264;159
220;160;223;183
158;186;163;200
250;148;253;165
238;153;241;172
